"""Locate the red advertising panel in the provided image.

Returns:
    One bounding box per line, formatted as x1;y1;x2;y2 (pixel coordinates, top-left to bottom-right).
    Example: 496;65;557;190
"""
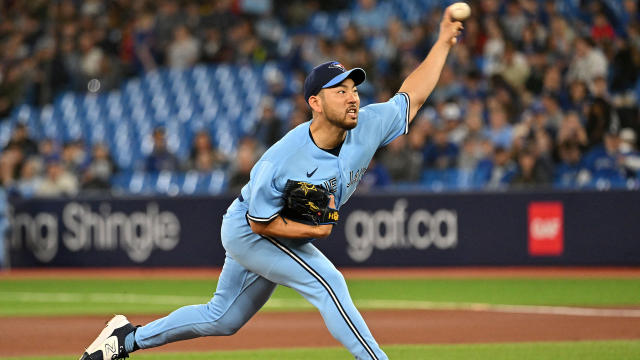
528;202;564;256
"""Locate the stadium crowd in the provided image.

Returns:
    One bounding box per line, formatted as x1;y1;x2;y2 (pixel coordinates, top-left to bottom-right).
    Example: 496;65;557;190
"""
1;0;640;197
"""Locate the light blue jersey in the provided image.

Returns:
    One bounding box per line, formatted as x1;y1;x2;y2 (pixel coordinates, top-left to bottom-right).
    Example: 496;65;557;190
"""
134;93;409;360
230;92;409;222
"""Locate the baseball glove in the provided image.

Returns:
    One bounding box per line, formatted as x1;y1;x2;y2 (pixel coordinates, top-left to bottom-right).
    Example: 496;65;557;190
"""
281;180;339;225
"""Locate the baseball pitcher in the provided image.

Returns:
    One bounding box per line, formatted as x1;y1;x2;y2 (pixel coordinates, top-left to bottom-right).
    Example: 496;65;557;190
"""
79;6;463;360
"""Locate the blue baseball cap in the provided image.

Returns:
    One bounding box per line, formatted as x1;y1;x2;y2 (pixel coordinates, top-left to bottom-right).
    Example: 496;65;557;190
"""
303;61;366;103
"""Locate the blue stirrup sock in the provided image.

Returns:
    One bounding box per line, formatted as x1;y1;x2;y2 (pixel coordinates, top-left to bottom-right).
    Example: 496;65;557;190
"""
124;329;139;353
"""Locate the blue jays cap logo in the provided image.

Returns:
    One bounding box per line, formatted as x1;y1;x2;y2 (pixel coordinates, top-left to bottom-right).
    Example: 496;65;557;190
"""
303;61;367;102
328;62;346;72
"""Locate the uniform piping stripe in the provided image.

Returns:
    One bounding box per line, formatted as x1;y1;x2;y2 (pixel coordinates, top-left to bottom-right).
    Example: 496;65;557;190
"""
397;92;410;134
264;236;378;360
246;212;279;223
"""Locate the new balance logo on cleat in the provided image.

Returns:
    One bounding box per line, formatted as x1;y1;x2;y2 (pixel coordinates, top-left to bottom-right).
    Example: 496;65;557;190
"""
79;315;135;360
103;337;118;358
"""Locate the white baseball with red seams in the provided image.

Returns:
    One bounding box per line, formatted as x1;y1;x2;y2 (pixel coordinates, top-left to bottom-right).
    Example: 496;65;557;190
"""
450;2;471;21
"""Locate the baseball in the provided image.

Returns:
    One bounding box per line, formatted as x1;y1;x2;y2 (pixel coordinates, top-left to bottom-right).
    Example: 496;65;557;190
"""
450;2;471;21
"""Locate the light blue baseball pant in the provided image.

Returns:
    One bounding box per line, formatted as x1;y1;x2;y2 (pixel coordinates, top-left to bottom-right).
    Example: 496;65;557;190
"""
134;214;387;360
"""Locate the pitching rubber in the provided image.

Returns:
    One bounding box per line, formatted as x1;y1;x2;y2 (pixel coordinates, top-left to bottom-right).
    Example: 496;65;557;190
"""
80;315;130;360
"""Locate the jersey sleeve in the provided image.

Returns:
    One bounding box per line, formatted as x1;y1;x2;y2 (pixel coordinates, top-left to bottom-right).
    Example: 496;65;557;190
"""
246;160;283;223
362;92;410;147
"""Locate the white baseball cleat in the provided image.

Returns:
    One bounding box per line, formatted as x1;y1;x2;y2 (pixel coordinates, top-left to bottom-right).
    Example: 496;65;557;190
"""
79;315;136;360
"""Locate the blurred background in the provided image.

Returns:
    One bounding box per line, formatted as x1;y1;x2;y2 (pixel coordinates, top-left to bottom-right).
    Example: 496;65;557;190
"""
1;0;640;198
1;0;640;268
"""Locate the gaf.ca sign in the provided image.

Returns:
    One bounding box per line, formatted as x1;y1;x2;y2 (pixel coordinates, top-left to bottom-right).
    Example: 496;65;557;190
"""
10;202;181;263
344;199;458;262
528;201;564;256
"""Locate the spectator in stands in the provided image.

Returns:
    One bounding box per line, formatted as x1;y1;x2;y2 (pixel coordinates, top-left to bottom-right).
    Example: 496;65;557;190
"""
353;0;389;35
519;22;546;56
379;135;419;182
474;145;517;189
32;36;68;106
540;64;564;100
78;32;105;80
566;36;608;90
566;80;590;115
57;22;82;89
227;137;260;194
251;97;284;148
585;98;615;148
580;130;626;185
501;0;528;43
539;93;563;133
483;18;506;76
589;75;610;100
16;157;43;197
619;128;640;176
451;106;484;148
61;140;88;175
81;143;118;192
441;102;465;145
359;153;392;192
189;130;226;172
288;107;310;130
4;123;38;157
155;0;184;58
547;16;574;66
146;127;180;173
458;135;490;171
428;65;464;105
201;28;223;63
36;155;79;197
557;111;588;148
0;123;38;186
497;41;531;91
511;147;551;188
0;143;23;187
167;25;200;69
621;0;640;29
423;126;459;170
0;59;34;118
489;75;521;121
483;104;513;149
403;126;427;182
133;11;158;73
38;138;59;161
609;36;640;93
591;12;615;45
554;140;584;188
227;19;267;64
370;17;411;62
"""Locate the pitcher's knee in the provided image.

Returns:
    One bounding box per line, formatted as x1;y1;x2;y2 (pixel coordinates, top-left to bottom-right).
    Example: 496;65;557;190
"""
190;304;242;336
322;269;347;290
213;317;240;336
191;318;240;337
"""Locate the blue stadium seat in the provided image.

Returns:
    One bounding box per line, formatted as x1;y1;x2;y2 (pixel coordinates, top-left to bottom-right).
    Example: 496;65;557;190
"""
308;12;338;38
421;169;466;191
206;169;228;194
180;170;202;195
154;170;182;195
0;188;7;267
0;121;12;146
1;63;260;195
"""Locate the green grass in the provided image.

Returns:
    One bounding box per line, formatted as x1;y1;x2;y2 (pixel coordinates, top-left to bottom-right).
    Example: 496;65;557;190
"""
1;277;638;359
1;277;639;316
2;341;640;360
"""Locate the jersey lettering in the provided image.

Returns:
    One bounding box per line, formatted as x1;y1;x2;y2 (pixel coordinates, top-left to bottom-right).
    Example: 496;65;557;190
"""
324;177;338;193
347;167;367;188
